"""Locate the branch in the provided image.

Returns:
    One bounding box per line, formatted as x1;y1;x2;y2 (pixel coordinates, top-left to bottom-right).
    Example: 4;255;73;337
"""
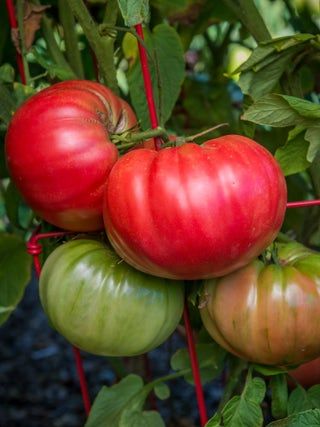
68;0;118;93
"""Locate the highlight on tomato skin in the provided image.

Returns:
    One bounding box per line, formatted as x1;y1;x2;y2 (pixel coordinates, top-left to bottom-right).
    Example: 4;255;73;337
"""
39;239;185;357
5;80;137;232
103;134;287;280
199;241;320;367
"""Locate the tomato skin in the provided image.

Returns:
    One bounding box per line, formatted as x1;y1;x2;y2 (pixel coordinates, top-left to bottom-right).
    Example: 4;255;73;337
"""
289;358;320;388
199;242;320;367
103;135;287;280
39;239;184;356
5;80;137;231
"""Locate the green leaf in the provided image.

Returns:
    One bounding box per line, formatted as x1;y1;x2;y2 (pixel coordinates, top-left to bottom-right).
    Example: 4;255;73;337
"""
252;364;288;377
281;96;320;120
117;0;150;26
207;377;266;427
170;342;226;385
128;24;185;130
85;375;147;427
305;127;320;162
0;83;16;125
287;385;320;415
31;47;75;81
153;382;170;400
242;94;304;127
238;49;299;100
275;131;310;176
0;233;32;326
0;64;15;83
270;374;288;419
261;34;315;52
119;409;165;427
267;409;320;426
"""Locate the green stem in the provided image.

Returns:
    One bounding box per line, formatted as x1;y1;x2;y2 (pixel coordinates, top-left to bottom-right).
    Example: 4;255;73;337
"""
276;232;294;244
68;0;118;93
221;0;272;43
58;0;84;78
144;368;191;394
16;0;31;84
217;357;248;413
41;14;77;77
111;127;168;144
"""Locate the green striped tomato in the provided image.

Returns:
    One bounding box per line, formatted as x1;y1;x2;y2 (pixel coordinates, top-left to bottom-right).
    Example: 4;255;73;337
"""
39;239;184;356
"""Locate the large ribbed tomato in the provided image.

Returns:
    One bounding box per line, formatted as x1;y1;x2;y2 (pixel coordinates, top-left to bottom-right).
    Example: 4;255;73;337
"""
199;242;320;367
103;135;287;280
39;239;184;356
5;80;137;231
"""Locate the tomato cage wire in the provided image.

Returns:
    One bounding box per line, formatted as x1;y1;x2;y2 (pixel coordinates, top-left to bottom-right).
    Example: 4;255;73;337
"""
4;1;320;425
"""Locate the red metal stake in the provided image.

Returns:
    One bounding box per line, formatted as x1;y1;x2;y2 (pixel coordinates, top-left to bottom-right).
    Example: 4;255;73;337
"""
27;231;91;416
5;0;27;85
183;302;208;426
287;199;320;208
134;22;208;425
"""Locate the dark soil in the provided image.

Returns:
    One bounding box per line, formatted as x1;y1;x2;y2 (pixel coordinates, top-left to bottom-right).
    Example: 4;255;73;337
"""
0;275;223;427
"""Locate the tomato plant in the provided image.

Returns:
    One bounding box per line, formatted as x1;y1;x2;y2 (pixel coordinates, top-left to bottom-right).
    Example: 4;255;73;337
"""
39;239;184;356
289;358;320;389
104;134;287;280
199;241;320;366
5;80;137;231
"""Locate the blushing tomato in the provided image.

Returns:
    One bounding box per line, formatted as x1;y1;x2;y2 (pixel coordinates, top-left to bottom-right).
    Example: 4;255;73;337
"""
289;358;320;388
199;242;320;366
39;239;184;356
103;135;287;280
5;80;137;231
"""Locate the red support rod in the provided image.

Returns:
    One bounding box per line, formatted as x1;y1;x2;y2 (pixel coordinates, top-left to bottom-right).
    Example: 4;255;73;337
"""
183;303;208;426
287;199;320;208
5;0;27;85
135;24;162;150
135;21;208;424
26;230;91;416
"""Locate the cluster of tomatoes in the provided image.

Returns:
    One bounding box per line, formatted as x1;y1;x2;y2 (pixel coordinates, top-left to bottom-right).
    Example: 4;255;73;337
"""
5;80;320;371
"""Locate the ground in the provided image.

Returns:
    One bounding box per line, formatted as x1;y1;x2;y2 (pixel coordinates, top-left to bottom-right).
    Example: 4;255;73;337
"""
0;275;222;427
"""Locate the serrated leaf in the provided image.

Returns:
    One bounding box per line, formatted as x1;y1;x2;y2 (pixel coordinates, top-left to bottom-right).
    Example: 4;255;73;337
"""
0;233;32;326
153;382;170;400
281;96;320;120
119;409;165;427
128;24;185;130
287;384;320;415
305;127;320;162
261;34;315;51
85;375;147;427
117;0;150;27
238;49;299;100
242;94;303;127
270;374;288;419
0;64;15;83
275;132;310;176
267;408;320;426
170;342;226;385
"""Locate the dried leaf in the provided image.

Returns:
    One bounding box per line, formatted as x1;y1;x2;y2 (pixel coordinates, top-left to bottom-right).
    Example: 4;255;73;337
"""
23;1;50;51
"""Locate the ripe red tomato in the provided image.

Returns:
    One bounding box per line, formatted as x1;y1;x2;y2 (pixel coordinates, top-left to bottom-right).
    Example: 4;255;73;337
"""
103;135;287;279
5;80;137;231
199;242;320;366
289;358;320;388
39;239;184;356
